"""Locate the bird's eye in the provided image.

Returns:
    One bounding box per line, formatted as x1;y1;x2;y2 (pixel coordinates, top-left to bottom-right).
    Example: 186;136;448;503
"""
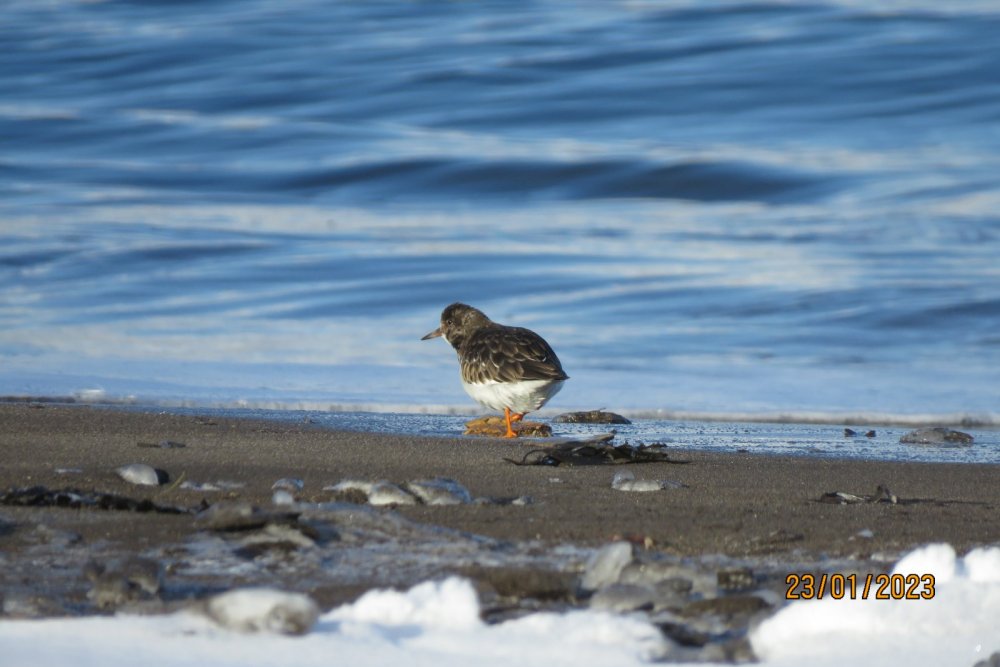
445;319;452;326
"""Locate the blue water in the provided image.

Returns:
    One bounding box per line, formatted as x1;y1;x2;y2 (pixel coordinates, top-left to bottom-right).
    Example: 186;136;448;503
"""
2;0;999;426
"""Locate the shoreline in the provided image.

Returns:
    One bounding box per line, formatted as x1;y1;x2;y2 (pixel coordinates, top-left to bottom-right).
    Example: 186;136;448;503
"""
3;396;998;429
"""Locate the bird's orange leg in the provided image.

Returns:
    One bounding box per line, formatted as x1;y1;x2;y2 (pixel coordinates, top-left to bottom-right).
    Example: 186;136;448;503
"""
503;407;519;438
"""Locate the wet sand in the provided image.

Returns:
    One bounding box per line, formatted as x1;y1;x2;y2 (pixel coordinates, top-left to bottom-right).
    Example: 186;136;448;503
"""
0;404;1000;640
2;403;1000;618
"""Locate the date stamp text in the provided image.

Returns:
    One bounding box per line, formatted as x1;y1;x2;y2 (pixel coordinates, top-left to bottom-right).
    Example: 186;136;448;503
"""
785;573;935;600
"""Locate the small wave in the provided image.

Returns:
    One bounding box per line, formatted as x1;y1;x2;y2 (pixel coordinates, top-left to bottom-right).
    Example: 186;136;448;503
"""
6;394;996;429
279;157;835;204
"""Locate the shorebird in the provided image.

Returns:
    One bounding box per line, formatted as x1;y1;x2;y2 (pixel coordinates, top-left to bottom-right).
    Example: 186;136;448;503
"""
422;302;568;438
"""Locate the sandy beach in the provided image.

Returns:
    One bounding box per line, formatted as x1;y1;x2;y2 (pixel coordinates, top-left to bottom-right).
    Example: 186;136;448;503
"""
4;403;999;553
3;402;1000;660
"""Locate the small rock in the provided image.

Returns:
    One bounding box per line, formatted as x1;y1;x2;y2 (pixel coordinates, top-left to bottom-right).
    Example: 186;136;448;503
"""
611;470;683;492
843;428;856;437
236;524;317;554
116;463;169;486
87;573;138;609
973;651;1000;667
865;430;877;438
856;528;875;539
196;501;297;531
900;427;973;445
590;583;656;612
681;595;770;619
717;567;755;592
179;480;245;492
272;478;304;492
405;478;472;505
28;524;81;547
204;588;319;635
367;481;417;506
581;541;634;591
553;410;631;424
272;490;296;506
2;592;68;618
324;479;374;495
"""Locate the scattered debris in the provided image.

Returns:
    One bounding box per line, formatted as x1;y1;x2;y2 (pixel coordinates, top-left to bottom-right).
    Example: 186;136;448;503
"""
553;410;631;424
900;427;974;445
0;486;188;514
505;438;688;467
136;440;186;449
464;415;552;437
819;485;898;505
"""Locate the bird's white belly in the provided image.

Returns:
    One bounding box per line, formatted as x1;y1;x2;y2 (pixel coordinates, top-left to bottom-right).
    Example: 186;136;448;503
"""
462;379;564;414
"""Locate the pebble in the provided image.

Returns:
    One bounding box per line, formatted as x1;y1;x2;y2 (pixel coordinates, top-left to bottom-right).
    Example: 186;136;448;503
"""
589;583;657;612
553;410;632;424
611;470;683;492
195;501;297;532
237;524;317;552
405;478;472;505
204;587;319;635
272;478;304;492
973;652;1000;667
28;524;81;547
716;567;755;592
115;463;168;486
899;427;974;445
271;490;296;506
179;480;245;492
84;557;161;609
581;541;634;591
619;562;713;597
324;479;375;495
2;592;68;618
367;481;417;506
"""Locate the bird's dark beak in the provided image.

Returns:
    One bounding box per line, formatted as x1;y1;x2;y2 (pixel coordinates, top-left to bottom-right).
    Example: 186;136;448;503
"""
421;327;443;341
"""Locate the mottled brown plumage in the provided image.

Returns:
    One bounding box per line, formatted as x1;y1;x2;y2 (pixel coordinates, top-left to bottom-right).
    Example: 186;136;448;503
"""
422;303;568;437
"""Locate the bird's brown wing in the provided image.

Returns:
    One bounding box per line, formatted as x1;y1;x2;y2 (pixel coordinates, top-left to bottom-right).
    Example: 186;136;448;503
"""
460;326;568;384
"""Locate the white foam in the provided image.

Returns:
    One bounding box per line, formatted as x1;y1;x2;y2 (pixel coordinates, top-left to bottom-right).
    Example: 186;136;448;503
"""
0;577;667;667
752;544;1000;666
